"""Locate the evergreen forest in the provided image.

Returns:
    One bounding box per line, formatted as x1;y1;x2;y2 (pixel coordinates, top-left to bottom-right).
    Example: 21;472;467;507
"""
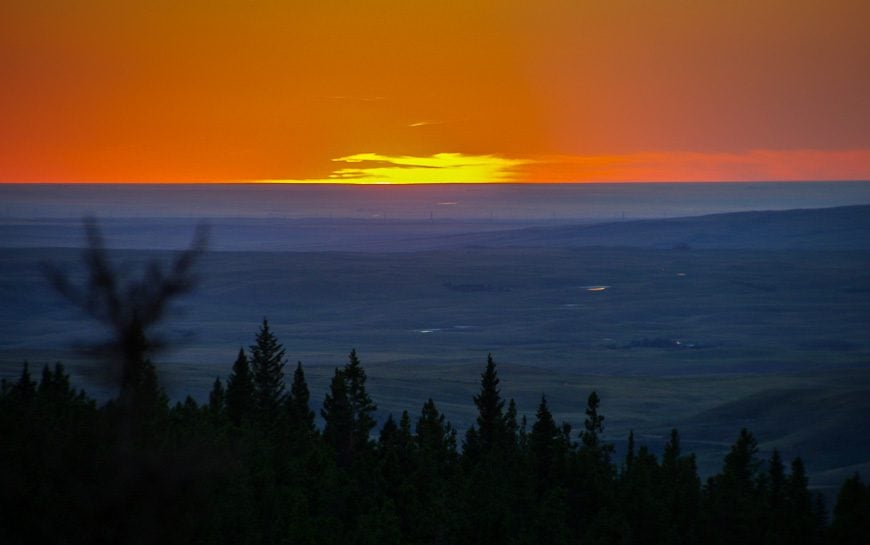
2;331;869;544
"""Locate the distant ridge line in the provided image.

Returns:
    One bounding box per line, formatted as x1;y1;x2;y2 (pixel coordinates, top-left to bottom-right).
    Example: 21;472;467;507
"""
436;204;870;251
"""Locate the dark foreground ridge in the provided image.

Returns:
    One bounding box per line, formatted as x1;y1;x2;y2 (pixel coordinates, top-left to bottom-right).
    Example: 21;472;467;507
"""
2;338;868;544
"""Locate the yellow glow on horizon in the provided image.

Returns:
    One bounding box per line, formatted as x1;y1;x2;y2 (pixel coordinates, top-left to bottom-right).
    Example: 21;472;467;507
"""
253;149;870;185
261;153;531;185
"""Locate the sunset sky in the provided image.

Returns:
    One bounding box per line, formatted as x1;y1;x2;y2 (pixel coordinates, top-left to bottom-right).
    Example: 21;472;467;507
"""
2;0;869;183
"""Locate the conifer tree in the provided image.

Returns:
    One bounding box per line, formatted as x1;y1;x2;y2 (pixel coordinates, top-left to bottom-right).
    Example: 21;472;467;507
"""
505;398;520;451
208;377;225;419
723;428;760;485
410;399;456;543
322;367;353;466
702;428;763;545
467;353;505;454
226;348;254;425
660;428;701;545
14;362;37;403
831;473;870;545
249;319;286;420
35;363;78;416
398;410;413;446
416;398;456;463
579;390;614;472
288;361;315;433
784;457;818;545
343;349;377;448
624;430;636;472
529;395;560;484
581;390;605;451
762;449;787;544
378;414;399;448
662;428;681;472
116;320;168;428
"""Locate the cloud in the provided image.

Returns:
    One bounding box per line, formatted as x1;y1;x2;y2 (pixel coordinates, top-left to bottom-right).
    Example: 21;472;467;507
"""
407;120;446;128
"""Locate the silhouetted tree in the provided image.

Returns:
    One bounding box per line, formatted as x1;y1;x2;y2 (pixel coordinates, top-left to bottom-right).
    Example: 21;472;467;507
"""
12;362;37;404
619;444;663;545
661;428;701;545
249;319;286;421
208;377;225;419
226;348;254;425
580;390;607;454
465;353;506;459
322;367;353;467
416;398;457;463
702;428;763;545
831;473;870;545
784;457;819;545
529;395;561;486
287;361;315;433
343;349;377;451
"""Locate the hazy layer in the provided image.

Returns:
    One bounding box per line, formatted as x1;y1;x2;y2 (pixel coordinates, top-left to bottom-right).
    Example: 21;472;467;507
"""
3;182;870;222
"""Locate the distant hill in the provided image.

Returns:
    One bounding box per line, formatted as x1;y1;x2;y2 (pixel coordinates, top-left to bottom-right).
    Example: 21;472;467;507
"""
1;204;868;252
430;205;870;250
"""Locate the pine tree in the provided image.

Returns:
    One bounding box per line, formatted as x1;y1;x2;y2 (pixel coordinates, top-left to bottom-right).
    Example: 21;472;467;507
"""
287;361;315;433
36;363;77;415
13;362;37;403
415;398;456;463
567;390;618;543
249;319;286;420
379;414;399;448
624;430;636;472
581;390;605;451
831;473;869;545
208;377;225;419
467;353;505;455
662;428;681;473
784;457;818;545
723;428;760;486
529;395;560;485
762;449;787;545
702;428;763;545
343;349;377;449
619;443;664;545
660;429;701;545
321;367;353;466
505;398;520;452
411;399;456;544
226;348;254;425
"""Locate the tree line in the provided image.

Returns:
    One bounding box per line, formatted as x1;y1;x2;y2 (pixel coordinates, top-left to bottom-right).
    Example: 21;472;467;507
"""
1;319;868;545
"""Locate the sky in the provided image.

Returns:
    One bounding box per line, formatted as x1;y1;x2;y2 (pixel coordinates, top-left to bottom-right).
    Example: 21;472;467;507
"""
2;0;869;184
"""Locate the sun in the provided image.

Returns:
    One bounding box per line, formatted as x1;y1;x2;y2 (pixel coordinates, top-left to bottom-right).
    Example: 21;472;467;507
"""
260;153;530;185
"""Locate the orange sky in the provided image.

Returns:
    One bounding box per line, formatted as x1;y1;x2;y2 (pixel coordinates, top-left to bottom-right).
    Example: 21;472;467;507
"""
2;0;869;183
